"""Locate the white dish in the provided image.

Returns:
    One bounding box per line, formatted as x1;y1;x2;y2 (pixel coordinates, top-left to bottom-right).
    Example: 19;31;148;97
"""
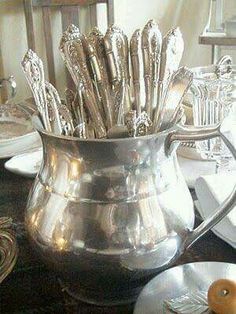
0;131;41;159
178;156;216;188
0;103;41;158
177;142;204;160
5;148;43;178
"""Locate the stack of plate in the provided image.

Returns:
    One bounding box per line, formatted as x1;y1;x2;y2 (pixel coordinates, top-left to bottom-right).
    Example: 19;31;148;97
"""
0;101;41;159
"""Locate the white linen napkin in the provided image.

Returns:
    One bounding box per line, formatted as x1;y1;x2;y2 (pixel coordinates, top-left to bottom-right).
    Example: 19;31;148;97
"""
195;172;236;248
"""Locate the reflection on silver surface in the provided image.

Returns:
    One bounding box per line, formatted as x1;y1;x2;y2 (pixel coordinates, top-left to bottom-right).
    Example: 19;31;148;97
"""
0;217;18;284
25;116;236;305
134;262;236;314
165;291;209;314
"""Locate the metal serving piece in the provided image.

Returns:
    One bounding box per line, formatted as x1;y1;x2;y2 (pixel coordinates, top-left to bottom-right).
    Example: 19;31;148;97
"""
45;81;63;135
158;67;193;131
215;54;233;78
106;79;129;138
88;27;110;87
65;88;75;118
59;24;106;138
142;20;162;118
21;50;51;131
104;25;131;118
165;291;209;314
153;27;184;131
125;110;152;137
130;29;142;115
26;113;236;305
46;82;74;136
134;262;236;314
84;35;114;129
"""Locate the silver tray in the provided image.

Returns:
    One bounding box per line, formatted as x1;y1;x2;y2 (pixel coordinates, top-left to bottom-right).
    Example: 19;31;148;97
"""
134;261;236;314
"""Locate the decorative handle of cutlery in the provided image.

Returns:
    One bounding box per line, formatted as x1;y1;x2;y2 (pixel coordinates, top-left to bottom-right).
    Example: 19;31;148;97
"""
130;29;141;115
82;87;107;138
21;50;51;132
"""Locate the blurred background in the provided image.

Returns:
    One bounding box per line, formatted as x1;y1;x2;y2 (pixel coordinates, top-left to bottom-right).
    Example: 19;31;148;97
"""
0;0;236;102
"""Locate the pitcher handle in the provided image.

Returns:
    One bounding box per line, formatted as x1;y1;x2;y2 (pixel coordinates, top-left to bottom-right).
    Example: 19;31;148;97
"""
165;116;236;250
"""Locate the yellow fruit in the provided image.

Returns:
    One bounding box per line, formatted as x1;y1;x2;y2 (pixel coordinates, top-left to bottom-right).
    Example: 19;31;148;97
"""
208;279;236;314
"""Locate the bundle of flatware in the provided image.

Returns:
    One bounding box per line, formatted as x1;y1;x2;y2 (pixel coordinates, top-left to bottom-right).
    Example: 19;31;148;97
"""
21;20;193;139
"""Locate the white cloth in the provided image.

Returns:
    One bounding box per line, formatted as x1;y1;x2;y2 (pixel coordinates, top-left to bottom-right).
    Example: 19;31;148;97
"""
195;172;236;248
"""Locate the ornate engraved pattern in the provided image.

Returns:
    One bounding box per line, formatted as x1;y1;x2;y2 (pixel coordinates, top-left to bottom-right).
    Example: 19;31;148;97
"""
59;25;106;138
21;50;51;131
165;291;210;314
125;110;152;137
141;20;162;116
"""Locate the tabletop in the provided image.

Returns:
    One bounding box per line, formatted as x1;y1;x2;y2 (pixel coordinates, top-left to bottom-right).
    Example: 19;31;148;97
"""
0;159;235;314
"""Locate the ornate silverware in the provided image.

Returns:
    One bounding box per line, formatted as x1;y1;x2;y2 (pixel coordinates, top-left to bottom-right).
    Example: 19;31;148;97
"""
165;291;210;314
21;49;51;131
158;67;193;131
65;88;75;116
88;27;110;87
142;20;162;118
73;122;86;138
107;80;129;138
216;54;233;78
45;81;63;135
45;82;74;136
84;36;114;129
130;29;142;115
153;27;184;131
59;24;106;138
125;110;152;137
104;25;131;118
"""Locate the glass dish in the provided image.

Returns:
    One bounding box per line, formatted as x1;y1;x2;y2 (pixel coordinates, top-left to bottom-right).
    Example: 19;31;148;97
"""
191;64;236;172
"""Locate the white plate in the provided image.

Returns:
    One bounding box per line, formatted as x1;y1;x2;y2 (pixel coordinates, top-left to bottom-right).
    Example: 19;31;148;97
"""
178;156;216;188
5;148;43;178
0;131;41;159
177;143;203;160
0;103;41;158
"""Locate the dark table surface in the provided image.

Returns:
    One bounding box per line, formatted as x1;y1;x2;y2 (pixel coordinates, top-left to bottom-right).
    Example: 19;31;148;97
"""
0;159;235;314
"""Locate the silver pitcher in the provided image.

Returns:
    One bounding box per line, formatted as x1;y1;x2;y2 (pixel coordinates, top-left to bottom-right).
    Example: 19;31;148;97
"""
25;115;236;305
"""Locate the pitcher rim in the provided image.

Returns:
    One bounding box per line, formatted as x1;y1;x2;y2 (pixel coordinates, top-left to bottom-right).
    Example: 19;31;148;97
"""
32;114;172;143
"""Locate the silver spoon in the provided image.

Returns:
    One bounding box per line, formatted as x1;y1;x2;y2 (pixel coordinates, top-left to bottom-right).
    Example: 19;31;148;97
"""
45;82;74;136
153;27;184;132
21;49;51;132
107;79;129;138
142;20;162;118
158;67;193;131
104;25;131;120
125;110;152;137
45;81;63;135
84;36;114;129
59;24;106;138
130;29;142;115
